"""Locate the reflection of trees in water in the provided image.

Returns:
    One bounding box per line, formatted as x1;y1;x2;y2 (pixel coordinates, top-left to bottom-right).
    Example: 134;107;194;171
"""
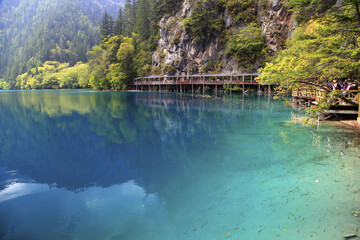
0;91;283;191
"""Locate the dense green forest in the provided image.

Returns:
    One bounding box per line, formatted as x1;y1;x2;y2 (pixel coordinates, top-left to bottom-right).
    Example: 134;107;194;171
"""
0;0;124;88
0;0;182;90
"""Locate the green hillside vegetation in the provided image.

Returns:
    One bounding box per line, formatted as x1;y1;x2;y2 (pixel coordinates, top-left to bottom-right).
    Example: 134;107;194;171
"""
184;0;267;71
0;0;182;90
0;0;125;86
225;22;266;71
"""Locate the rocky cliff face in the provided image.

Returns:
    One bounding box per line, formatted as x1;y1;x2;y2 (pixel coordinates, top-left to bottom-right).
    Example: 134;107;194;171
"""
151;0;295;75
261;0;295;52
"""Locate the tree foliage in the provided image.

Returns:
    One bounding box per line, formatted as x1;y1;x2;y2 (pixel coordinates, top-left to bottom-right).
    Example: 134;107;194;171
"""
88;34;150;90
184;0;225;42
100;11;115;39
226;0;258;24
184;0;262;43
225;23;266;71
2;61;91;90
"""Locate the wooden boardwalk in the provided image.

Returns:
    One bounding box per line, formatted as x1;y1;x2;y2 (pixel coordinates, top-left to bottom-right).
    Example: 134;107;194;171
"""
132;73;273;93
292;88;359;115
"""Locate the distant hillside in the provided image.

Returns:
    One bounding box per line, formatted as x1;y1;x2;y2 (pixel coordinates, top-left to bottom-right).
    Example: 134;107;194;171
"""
0;0;124;82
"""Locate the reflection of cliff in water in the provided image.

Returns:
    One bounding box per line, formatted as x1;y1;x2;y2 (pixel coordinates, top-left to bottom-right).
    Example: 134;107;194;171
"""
0;91;276;191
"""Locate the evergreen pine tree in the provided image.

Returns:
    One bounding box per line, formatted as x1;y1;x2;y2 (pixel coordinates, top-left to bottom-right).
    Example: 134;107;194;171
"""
109;16;115;36
124;0;133;36
136;0;150;40
100;11;110;39
132;0;138;30
115;8;124;36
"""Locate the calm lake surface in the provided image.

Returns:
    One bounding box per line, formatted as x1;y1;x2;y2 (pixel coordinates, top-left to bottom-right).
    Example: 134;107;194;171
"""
0;90;360;240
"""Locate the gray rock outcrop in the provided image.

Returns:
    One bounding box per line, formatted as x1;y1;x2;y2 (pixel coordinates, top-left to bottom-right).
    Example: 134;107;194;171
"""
151;0;295;75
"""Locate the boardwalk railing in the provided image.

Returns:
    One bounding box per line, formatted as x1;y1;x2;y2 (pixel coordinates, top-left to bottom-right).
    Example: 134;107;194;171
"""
133;73;261;85
293;87;359;106
292;88;317;100
131;73;272;93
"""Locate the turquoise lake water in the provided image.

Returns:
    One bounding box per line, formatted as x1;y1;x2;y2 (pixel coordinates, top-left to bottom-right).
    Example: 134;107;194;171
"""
0;90;360;240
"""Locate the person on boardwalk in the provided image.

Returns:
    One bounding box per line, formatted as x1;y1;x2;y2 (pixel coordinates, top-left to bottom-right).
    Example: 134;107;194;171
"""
330;80;340;90
341;80;348;90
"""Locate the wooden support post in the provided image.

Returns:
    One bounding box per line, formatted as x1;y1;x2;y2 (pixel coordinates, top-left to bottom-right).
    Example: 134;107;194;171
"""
187;75;189;93
203;76;205;94
159;78;161;92
177;77;179;92
242;91;245;110
242;75;245;94
192;76;194;93
358;93;360;124
215;77;218;94
180;77;182;93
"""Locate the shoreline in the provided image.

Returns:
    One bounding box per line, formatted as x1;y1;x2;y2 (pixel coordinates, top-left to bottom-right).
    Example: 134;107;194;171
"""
290;102;360;132
337;119;360;130
315;119;360;133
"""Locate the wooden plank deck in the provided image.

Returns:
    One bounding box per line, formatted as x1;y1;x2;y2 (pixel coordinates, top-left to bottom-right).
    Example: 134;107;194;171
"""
133;73;261;85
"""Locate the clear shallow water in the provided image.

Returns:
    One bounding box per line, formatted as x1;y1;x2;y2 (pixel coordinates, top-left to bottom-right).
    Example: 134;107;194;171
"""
0;90;360;240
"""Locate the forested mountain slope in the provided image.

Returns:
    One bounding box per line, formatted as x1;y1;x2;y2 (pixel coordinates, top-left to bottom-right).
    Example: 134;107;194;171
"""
0;0;124;83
